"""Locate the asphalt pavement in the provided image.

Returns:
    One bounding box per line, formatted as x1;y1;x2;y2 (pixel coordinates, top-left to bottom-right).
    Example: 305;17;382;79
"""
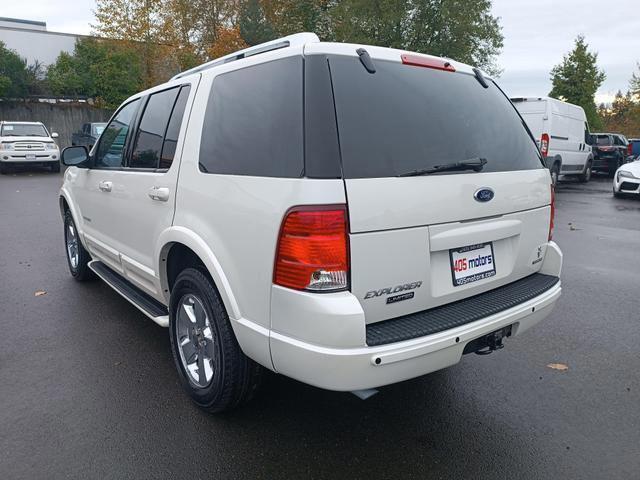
1;168;639;479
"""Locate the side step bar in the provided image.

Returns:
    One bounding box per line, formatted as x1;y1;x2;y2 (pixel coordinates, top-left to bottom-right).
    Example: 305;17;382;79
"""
89;260;169;327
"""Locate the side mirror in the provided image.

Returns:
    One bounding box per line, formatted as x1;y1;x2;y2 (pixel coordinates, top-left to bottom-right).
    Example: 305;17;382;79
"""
51;132;59;139
62;145;89;167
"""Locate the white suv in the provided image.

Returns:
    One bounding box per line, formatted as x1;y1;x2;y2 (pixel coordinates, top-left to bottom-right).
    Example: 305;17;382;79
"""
0;121;61;173
59;33;563;412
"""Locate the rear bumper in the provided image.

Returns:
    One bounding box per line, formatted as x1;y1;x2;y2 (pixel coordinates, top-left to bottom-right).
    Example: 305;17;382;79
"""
270;280;560;391
269;242;563;391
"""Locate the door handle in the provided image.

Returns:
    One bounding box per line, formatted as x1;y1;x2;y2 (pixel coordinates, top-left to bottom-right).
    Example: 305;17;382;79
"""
148;186;170;202
98;181;112;192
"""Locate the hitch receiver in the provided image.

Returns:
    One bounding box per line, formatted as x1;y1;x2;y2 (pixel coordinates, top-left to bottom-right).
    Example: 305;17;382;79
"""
463;325;512;356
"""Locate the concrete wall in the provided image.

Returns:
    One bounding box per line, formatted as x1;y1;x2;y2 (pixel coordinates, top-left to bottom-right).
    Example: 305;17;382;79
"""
0;100;111;148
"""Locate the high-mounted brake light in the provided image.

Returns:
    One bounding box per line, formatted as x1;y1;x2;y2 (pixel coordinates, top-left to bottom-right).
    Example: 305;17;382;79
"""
274;206;349;292
401;54;456;72
540;133;550;158
549;185;555;241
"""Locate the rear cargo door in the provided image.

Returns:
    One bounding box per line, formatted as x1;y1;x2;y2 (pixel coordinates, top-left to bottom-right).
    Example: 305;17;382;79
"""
328;54;553;324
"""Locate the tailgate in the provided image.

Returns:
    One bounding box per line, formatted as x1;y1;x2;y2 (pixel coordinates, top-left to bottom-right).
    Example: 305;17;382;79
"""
348;170;552;324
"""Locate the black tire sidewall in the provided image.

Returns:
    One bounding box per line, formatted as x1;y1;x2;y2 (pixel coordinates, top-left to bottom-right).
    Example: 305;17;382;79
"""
63;210;92;280
169;268;241;411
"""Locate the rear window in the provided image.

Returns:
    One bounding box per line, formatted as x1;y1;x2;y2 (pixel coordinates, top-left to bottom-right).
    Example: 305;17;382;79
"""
596;135;611;146
199;57;303;177
329;57;543;178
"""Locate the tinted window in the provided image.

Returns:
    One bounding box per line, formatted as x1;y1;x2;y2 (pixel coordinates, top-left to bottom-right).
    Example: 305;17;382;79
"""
95;99;140;168
596;135;611;146
199;57;303;177
160;85;191;169
329;57;543;178
131;87;180;169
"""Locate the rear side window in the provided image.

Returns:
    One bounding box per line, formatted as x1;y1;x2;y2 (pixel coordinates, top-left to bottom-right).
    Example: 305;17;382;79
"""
131;87;180;169
329;57;543;178
160;86;191;169
199;57;303;177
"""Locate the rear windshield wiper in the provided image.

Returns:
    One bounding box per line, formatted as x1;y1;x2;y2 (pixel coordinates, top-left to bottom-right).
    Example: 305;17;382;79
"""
397;157;488;177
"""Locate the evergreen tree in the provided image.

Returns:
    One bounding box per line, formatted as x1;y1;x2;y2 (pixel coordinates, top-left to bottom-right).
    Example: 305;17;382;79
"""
239;0;275;46
550;35;606;129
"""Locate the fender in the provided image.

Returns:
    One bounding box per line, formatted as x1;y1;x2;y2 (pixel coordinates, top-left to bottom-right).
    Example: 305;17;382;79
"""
59;186;88;249
155;226;241;321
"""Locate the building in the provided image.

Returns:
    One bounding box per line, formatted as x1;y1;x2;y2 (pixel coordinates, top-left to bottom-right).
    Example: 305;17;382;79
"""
0;17;81;66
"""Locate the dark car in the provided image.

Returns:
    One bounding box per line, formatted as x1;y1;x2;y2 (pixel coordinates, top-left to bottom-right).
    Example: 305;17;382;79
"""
591;133;629;176
71;122;107;150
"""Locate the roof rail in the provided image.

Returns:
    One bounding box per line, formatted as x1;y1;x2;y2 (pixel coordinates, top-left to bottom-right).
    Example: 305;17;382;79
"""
171;32;320;80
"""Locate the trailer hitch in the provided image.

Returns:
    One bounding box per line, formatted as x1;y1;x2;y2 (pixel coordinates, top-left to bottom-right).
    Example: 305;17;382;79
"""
462;325;512;356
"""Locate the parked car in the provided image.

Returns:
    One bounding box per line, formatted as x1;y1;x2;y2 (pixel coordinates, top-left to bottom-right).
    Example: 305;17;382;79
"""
627;138;640;160
59;33;563;412
592;133;629;176
511;97;593;184
71;122;107;151
0;121;60;174
613;159;640;197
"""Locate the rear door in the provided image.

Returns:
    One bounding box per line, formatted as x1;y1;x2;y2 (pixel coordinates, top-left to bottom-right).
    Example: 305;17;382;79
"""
326;54;552;324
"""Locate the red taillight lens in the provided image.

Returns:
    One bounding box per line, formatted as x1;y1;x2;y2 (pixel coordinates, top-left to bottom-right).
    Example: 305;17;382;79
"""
628;143;633;156
540;133;550;158
274;205;349;292
548;186;555;241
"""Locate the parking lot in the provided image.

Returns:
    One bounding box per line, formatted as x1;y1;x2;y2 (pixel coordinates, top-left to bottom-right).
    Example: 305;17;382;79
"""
1;170;639;479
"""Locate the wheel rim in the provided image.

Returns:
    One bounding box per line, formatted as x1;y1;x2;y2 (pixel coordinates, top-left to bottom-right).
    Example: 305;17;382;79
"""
65;221;79;270
175;294;215;388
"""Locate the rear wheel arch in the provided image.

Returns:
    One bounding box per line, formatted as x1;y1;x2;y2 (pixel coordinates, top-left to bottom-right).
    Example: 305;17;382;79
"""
157;235;241;321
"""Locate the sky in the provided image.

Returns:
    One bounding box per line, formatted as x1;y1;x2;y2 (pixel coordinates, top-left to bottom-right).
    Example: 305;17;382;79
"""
2;0;638;104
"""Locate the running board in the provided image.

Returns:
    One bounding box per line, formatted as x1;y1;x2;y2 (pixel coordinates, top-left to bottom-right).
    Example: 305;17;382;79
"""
89;260;169;327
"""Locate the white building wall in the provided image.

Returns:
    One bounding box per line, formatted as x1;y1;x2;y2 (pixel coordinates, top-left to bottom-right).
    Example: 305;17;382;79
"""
0;27;78;66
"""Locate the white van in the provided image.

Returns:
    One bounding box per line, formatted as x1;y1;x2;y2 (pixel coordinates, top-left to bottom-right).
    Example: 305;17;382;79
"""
511;97;593;184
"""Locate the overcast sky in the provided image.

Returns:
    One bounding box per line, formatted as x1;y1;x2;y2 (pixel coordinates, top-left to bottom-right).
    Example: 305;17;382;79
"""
2;0;638;103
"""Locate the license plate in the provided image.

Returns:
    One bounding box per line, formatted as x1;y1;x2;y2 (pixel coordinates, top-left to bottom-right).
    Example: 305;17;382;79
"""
449;242;496;286
26;153;36;160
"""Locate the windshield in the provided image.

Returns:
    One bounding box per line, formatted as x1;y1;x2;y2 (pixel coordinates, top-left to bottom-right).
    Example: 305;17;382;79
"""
596;135;612;146
1;123;48;137
328;56;543;178
93;125;106;135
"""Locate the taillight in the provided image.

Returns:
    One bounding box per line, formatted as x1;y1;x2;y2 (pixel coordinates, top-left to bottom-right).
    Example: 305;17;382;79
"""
627;143;632;156
274;205;349;292
540;133;550;158
548;186;555;241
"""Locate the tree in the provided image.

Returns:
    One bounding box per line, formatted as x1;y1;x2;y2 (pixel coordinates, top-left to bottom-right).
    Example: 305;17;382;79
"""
549;35;606;129
0;41;29;97
47;38;144;109
239;0;274;46
630;62;640;99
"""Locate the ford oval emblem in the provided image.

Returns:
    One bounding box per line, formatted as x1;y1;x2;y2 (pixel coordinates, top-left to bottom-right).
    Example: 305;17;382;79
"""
474;188;494;202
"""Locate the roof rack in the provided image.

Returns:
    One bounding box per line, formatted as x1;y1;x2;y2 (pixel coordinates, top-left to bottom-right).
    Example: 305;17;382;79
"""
171;32;319;80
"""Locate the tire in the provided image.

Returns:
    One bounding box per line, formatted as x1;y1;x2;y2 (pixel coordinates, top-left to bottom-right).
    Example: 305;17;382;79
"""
613;187;623;198
578;162;592;183
0;163;7;175
550;162;560;186
63;209;93;281
169;267;263;413
51;161;61;173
